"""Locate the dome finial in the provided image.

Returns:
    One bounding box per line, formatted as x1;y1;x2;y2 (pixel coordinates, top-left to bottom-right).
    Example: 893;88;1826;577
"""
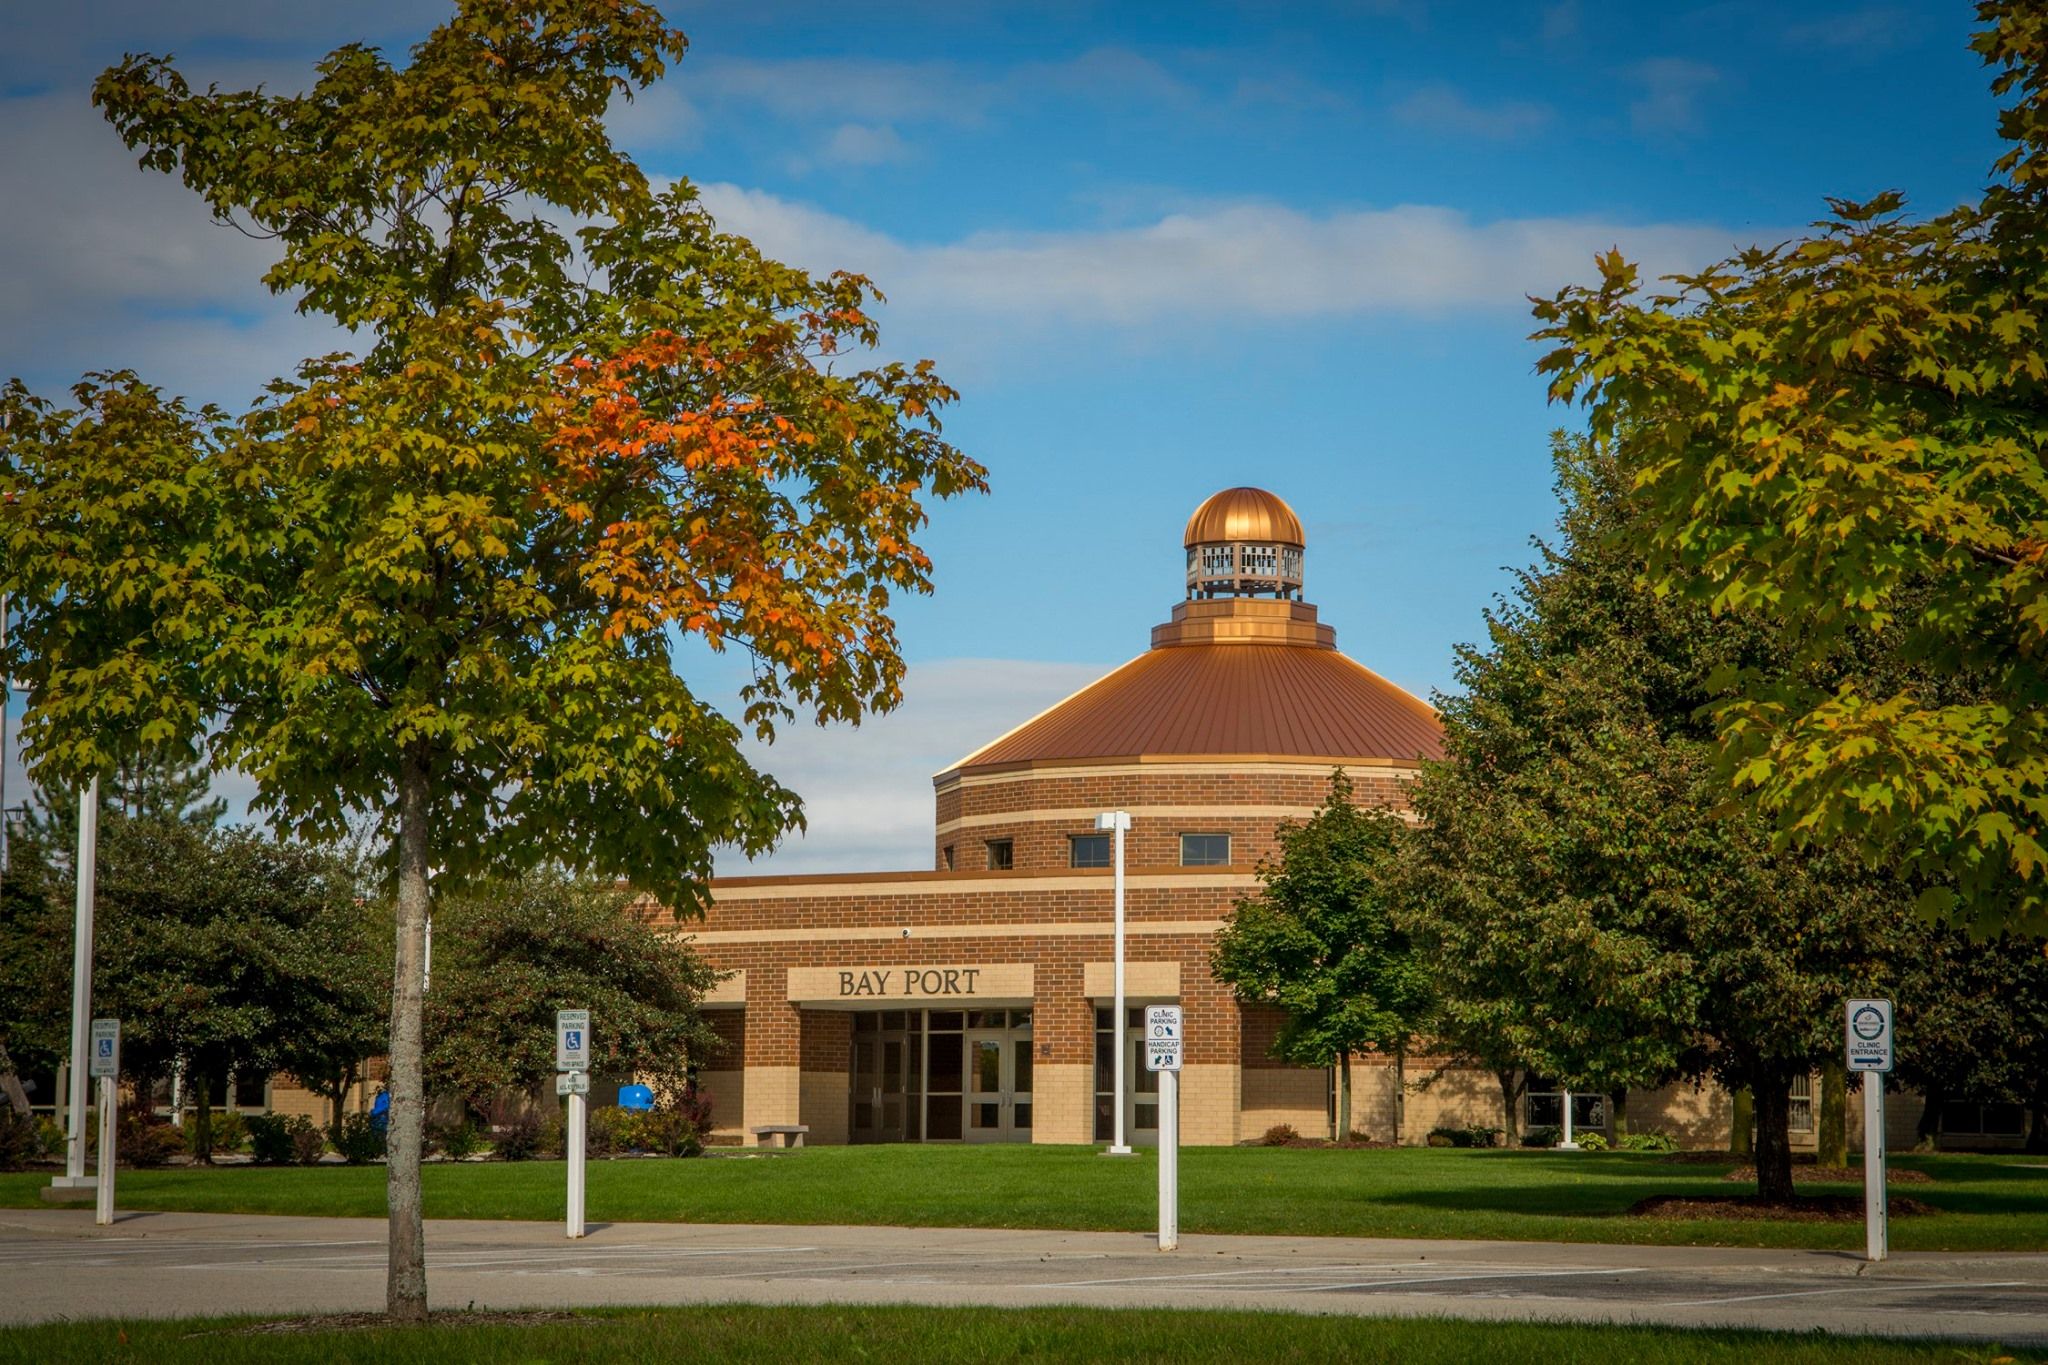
1183;487;1305;600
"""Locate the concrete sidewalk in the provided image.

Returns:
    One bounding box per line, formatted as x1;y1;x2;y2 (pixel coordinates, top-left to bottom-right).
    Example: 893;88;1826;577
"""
2;1208;2045;1344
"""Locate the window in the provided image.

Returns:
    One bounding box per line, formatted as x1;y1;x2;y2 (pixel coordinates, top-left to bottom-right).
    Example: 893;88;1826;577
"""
234;1071;268;1110
1179;833;1230;867
1524;1076;1607;1132
984;839;1013;871
941;845;955;871
1789;1074;1814;1133
1940;1100;2027;1138
1070;834;1111;868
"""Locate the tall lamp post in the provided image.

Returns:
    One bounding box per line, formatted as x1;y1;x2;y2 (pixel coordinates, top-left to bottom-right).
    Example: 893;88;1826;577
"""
52;775;99;1192
1096;810;1132;1156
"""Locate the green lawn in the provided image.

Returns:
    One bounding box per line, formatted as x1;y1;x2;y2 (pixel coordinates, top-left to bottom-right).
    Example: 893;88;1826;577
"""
0;1304;2032;1365
5;1147;2045;1251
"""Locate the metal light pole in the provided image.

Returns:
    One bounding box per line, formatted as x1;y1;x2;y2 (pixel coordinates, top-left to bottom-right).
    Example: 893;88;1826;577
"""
54;775;100;1191
1559;1086;1579;1151
1097;810;1132;1156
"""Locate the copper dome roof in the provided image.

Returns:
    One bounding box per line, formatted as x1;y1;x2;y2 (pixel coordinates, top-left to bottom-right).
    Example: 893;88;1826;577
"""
943;641;1442;775
1183;487;1305;548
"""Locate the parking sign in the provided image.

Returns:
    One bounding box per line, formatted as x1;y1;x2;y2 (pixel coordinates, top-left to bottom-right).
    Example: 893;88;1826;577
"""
557;1009;590;1073
1145;1004;1182;1073
89;1019;120;1079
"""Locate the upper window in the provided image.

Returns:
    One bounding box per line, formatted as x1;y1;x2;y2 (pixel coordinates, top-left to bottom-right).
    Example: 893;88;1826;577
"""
985;839;1014;871
1070;834;1111;868
942;844;955;871
1179;833;1230;867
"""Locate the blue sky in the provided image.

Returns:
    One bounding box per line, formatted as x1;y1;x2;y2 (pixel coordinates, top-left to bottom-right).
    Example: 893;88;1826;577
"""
0;1;2007;870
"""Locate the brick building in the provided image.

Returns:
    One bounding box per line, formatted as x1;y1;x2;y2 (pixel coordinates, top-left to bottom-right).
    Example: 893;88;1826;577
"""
689;486;1450;1147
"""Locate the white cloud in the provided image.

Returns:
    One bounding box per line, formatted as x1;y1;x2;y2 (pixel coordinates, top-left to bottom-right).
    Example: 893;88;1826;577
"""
697;181;1758;332
717;658;1109;875
791;122;913;174
1391;84;1553;140
1628;57;1721;136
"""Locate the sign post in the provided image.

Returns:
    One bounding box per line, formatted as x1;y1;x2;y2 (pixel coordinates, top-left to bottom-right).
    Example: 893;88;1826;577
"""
89;1018;118;1226
1846;998;1893;1262
1145;1004;1182;1251
556;1009;590;1239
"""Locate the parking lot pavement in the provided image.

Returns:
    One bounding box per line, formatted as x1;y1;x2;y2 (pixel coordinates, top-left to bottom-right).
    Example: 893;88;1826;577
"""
3;1209;2046;1345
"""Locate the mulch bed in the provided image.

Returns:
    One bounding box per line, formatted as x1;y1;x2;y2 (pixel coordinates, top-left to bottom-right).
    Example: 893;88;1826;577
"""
1722;1165;1933;1185
1628;1194;1936;1222
196;1310;597;1337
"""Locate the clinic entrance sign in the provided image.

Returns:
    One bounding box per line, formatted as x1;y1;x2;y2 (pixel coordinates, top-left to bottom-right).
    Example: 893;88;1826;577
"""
1846;998;1892;1263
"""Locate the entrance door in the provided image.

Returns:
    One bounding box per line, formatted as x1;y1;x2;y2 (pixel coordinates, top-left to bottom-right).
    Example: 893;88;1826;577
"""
850;1015;911;1143
963;1012;1033;1142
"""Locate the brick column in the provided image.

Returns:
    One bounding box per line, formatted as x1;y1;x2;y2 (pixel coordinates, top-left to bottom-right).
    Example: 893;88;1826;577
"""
741;967;802;1146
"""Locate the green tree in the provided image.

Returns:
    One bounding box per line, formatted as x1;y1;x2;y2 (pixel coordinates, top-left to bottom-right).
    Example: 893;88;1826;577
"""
0;819;370;1158
1531;3;2048;934
1212;772;1433;1143
424;874;721;1109
1399;437;1915;1200
1895;931;2048;1152
1;0;982;1319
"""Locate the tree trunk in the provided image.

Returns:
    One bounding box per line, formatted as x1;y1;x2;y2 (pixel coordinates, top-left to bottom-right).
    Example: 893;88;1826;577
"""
1496;1068;1523;1146
1392;1046;1406;1147
1915;1086;1943;1153
386;752;432;1322
1610;1087;1628;1141
1751;1077;1796;1204
1336;1053;1351;1143
1818;1063;1847;1167
1729;1087;1753;1156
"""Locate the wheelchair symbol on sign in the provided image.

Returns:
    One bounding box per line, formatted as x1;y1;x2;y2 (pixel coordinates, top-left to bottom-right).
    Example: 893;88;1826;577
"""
564;1031;582;1051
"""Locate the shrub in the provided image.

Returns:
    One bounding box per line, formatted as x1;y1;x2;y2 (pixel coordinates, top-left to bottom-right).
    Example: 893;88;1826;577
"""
670;1087;714;1136
1461;1125;1502;1149
429;1118;485;1160
0;1108;42;1171
1576;1132;1609;1152
35;1117;63;1160
1427;1125;1504;1149
1426;1131;1454;1148
246;1113;318;1165
487;1096;561;1162
637;1107;702;1158
330;1112;387;1165
1618;1130;1679;1153
1259;1124;1299;1147
291;1118;328;1165
117;1114;187;1168
207;1109;249;1155
587;1106;638;1157
1521;1125;1561;1149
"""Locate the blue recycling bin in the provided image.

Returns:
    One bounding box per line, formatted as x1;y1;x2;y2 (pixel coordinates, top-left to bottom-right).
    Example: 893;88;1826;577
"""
370;1089;390;1132
616;1084;654;1112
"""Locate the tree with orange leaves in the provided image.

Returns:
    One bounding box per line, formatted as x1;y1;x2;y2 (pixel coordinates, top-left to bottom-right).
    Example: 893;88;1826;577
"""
0;0;983;1320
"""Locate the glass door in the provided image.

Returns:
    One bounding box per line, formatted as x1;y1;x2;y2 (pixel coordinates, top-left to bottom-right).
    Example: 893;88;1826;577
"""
964;1031;1007;1142
963;1010;1033;1143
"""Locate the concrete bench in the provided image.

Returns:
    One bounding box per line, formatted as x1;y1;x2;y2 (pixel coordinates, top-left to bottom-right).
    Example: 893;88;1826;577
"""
749;1124;810;1149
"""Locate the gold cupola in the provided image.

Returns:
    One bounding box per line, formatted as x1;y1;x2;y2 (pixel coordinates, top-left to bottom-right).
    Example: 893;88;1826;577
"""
1183;486;1305;601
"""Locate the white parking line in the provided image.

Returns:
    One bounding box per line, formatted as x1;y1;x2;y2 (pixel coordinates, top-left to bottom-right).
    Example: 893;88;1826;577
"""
1032;1263;1520;1289
1227;1268;1656;1295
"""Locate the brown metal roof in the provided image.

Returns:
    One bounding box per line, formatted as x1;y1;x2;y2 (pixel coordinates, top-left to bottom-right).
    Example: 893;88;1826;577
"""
945;642;1443;775
1183;487;1305;547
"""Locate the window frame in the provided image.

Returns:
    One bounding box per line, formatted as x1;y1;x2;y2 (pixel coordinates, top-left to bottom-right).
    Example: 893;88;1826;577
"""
984;838;1014;871
1178;832;1231;867
1069;833;1112;869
